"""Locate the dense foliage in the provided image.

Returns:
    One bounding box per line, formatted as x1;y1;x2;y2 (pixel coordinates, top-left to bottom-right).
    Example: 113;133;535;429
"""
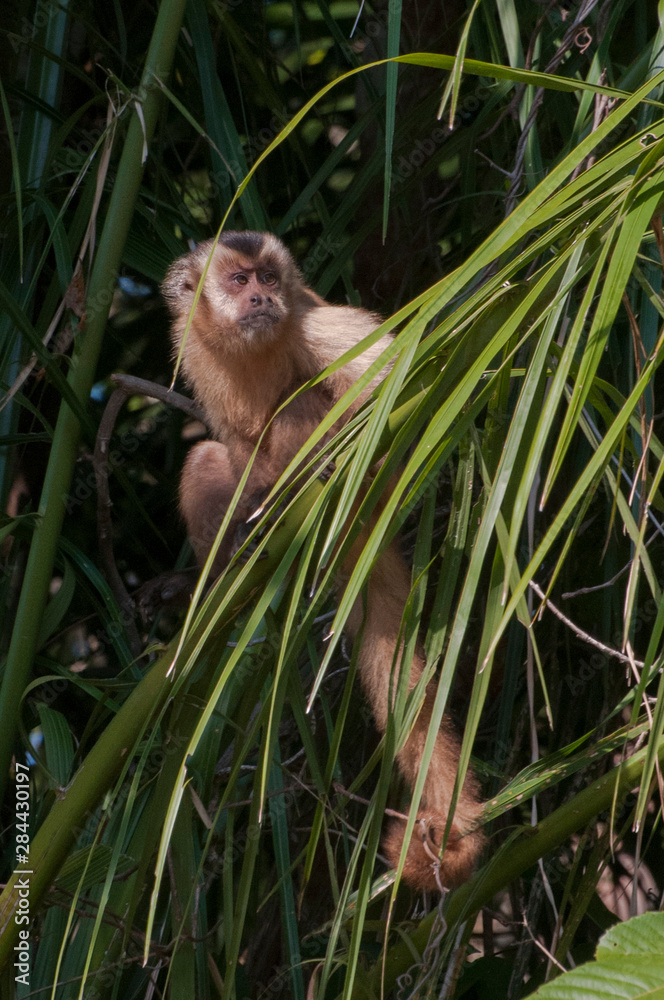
1;0;664;997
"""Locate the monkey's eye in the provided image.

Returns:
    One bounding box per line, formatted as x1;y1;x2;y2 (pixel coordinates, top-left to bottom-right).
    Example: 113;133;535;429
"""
233;273;249;285
262;272;277;285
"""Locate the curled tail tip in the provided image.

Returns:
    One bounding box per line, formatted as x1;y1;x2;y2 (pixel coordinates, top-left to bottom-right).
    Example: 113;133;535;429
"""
382;814;485;893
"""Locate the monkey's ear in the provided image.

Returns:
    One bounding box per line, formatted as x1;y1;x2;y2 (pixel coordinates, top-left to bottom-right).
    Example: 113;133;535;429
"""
162;260;199;314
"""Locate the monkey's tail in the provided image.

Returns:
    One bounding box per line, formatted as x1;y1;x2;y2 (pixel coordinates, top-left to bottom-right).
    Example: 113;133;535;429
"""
381;686;485;892
345;541;485;892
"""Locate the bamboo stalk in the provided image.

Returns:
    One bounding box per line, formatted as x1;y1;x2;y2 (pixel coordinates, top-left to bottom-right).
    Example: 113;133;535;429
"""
364;738;664;996
0;0;189;802
0;479;324;969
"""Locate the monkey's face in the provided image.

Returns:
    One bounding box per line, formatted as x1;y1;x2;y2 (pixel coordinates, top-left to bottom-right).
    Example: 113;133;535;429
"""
164;233;301;356
221;259;285;335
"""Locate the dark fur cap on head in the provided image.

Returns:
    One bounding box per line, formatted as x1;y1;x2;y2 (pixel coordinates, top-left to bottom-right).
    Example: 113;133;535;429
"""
162;231;302;316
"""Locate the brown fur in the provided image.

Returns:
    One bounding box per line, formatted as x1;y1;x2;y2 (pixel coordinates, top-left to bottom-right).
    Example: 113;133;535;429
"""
163;231;484;891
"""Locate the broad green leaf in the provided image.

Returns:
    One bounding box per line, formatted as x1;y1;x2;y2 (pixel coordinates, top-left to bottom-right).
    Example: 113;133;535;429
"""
532;912;664;999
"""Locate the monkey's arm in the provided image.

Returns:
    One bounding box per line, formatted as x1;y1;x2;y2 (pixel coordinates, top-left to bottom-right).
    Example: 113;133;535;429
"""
303;306;394;401
137;437;272;619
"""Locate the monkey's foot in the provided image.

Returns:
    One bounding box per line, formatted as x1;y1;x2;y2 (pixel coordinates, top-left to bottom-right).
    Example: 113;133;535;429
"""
229;488;295;561
135;568;198;622
229;521;271;564
382;813;484;893
318;460;336;482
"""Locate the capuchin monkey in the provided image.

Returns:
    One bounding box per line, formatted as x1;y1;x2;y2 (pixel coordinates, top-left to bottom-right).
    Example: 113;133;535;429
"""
162;230;484;892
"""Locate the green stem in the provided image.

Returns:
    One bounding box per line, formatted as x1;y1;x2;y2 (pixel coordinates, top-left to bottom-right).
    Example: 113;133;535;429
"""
0;635;176;968
0;482;323;970
0;0;188;803
365;738;664;996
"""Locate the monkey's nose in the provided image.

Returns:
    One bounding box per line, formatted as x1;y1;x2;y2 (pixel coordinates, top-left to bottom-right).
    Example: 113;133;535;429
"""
250;295;263;305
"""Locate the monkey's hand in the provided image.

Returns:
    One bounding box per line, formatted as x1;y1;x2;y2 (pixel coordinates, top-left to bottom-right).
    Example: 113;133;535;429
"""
229;519;270;564
229;488;295;562
135;568;199;622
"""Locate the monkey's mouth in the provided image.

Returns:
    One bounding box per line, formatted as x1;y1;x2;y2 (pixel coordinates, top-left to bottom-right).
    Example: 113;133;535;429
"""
238;309;280;328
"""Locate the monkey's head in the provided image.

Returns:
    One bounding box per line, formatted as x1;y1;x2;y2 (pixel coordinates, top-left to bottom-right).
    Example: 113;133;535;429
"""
163;231;311;357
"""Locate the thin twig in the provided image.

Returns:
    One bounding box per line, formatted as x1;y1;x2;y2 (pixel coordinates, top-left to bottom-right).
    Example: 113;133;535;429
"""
94;375;208;656
522;916;567;973
505;0;603;214
562;553;632;598
109;373;206;423
333;781;410;821
529;581;643;667
94;388;142;656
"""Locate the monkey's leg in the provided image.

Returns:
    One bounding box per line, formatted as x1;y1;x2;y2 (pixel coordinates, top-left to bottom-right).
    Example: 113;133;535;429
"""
136;440;240;618
138;441;269;620
347;540;484;892
179;440;250;573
